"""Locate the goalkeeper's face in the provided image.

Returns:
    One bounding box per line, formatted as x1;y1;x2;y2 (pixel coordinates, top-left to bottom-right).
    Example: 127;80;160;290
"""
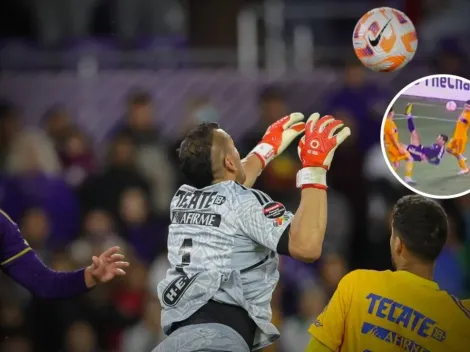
214;129;246;184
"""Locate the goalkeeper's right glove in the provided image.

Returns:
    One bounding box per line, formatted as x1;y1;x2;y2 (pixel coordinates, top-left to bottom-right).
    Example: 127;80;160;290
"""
296;113;351;190
249;113;305;169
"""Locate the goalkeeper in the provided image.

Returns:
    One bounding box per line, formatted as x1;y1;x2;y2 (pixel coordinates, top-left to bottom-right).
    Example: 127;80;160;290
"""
404;103;448;165
154;113;350;352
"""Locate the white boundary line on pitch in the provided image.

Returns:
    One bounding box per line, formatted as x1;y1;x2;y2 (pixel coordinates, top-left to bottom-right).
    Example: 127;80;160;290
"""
393;114;455;122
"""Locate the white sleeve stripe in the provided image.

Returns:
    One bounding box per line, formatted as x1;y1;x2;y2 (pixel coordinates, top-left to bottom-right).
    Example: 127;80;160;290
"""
249;190;265;205
251;189;271;204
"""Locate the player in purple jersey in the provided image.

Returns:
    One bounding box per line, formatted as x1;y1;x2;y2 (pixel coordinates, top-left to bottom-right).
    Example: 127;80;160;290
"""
0;209;129;300
404;103;448;167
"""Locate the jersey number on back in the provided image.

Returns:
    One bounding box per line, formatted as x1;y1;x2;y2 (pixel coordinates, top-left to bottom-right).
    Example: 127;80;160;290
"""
176;238;192;273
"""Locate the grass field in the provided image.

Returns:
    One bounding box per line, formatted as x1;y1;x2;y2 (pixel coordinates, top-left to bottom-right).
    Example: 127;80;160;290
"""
387;97;470;197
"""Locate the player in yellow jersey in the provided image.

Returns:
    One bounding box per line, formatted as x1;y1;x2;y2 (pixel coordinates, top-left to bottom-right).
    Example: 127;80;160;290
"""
305;195;470;352
384;107;415;184
446;100;470;174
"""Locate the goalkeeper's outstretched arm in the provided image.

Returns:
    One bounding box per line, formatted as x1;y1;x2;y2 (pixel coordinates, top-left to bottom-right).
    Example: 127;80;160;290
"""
239;113;350;262
241;154;263;188
287;113;350;262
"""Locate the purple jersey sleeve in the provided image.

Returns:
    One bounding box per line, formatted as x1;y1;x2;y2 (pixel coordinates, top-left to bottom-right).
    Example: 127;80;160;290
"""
1;209;89;298
0;209;31;265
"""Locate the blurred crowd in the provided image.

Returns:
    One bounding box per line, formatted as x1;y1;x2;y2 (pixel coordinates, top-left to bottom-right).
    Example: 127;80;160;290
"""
0;0;470;352
1;78;469;352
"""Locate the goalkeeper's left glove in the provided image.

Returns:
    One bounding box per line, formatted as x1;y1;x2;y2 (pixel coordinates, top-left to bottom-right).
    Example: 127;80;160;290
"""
249;113;305;168
296;113;351;190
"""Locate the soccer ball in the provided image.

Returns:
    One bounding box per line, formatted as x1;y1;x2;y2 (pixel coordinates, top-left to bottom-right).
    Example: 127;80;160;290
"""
446;101;457;111
353;7;418;72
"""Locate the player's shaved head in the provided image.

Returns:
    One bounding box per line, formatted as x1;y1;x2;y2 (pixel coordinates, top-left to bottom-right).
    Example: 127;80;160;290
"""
391;195;448;264
178;122;243;189
211;129;231;180
178;122;220;188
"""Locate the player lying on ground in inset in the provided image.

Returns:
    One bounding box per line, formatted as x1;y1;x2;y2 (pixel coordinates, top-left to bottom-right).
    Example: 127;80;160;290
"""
403;103;448;166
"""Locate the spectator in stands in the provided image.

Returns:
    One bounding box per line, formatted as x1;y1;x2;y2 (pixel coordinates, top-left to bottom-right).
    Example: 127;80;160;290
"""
175;96;220;142
281;285;327;352
2;129;81;249
325;62;389;151
111;89;174;214
434;216;467;298
69;209;125;268
239;87;299;206
148;252;171;298
60;129;96;188
42;104;75;152
0;300;27;343
0;100;21;170
264;284;284;352
111;90;160;147
118;187;167;264
319;254;348;297
0;335;31;352
120;297;165;352
109;261;148;349
20;208;52;262
171;96;220;185
78;134;151;219
239;87;288;157
63;321;100;352
321;190;354;258
322;111;367;260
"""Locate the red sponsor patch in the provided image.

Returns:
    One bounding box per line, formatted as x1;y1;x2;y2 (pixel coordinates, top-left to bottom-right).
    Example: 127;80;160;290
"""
263;202;286;219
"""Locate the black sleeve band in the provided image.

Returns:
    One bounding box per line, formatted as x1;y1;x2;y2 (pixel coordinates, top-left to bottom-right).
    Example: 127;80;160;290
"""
276;224;291;256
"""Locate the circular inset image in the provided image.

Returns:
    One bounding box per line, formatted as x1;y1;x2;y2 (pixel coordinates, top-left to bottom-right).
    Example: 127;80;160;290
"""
381;74;470;199
353;7;418;72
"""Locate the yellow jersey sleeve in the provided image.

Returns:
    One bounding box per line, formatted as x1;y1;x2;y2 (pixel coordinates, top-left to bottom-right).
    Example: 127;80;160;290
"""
384;119;392;136
463;299;470;310
308;271;356;350
304;337;334;352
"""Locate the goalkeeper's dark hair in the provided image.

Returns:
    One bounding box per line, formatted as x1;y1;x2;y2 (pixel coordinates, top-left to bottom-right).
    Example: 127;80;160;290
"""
391;195;448;262
178;122;220;189
440;134;449;143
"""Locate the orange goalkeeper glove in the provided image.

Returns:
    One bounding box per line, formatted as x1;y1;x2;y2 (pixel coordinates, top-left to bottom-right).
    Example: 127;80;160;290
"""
296;113;351;190
250;113;306;168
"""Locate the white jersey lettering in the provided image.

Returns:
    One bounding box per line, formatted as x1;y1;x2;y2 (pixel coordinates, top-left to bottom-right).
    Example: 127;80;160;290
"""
157;181;294;350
